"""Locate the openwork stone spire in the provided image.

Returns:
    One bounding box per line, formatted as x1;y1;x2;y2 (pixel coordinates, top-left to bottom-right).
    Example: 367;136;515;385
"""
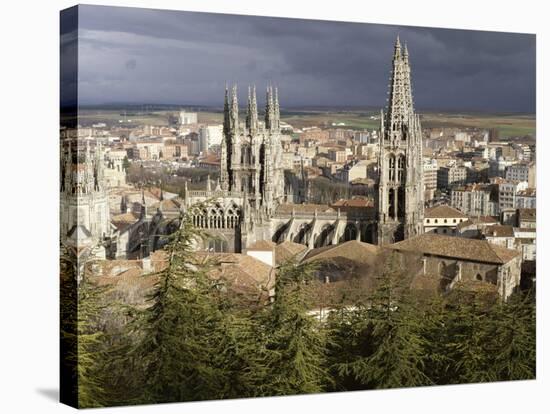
246;85;258;134
223;84;230;136
230;84;239;133
385;36;414;139
273;87;280;131
377;37;424;245
265;86;274;131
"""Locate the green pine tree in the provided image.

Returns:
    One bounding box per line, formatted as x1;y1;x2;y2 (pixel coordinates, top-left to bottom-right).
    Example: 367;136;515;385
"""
485;290;536;381
121;209;228;404
329;252;431;390
260;260;330;396
419;294;455;385
60;249;109;408
442;290;496;384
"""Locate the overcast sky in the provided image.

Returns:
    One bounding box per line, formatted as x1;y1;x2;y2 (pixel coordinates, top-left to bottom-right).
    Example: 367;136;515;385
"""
63;5;536;112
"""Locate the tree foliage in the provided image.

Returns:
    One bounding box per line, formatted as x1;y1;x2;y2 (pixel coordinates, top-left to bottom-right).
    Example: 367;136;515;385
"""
259;260;330;395
67;223;536;406
328;252;431;390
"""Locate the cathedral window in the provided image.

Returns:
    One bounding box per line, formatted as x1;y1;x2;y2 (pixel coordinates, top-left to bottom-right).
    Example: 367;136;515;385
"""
388;155;396;182
388;188;395;219
397;155;405;182
397;187;405;219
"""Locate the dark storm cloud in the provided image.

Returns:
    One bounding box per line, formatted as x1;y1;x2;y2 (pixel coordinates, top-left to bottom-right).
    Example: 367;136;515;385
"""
125;59;137;70
73;4;535;112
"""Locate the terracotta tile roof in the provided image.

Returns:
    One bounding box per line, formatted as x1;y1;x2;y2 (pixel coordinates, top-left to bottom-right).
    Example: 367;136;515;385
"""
331;198;372;208
275;203;335;214
111;212;140;231
247;240;276;251
153;198;181;212
91;250;273;304
303;240;380;264
90;260;160;300
457;216;498;230
274;241;307;264
199;253;274;291
388;233;520;264
483;225;514;238
518;208;536;221
425;205;468;219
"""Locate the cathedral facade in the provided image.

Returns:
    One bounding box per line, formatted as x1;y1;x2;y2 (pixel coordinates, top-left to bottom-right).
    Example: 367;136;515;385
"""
184;85;286;251
60;139;113;260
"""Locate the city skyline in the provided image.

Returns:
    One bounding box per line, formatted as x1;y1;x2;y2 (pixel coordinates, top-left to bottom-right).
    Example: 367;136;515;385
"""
61;5;536;113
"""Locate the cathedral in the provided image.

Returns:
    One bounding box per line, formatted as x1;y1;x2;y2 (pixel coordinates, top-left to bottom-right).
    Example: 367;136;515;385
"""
60;138;113;261
184;85;286;251
60;37;425;263
186;36;424;252
376;36;424;244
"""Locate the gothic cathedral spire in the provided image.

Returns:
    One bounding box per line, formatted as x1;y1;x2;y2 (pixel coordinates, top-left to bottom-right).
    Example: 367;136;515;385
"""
246;85;258;134
265;86;274;131
377;36;424;245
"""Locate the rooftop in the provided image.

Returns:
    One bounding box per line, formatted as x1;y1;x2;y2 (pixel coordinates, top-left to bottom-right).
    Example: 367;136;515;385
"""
276;203;335;214
247;240;277;251
387;233;520;265
483;225;514;238
303;240;380;265
425;205;468;219
274;241;308;265
331;198;372;208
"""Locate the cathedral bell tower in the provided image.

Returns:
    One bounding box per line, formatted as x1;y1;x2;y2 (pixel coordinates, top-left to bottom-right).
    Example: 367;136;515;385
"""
377;36;424;244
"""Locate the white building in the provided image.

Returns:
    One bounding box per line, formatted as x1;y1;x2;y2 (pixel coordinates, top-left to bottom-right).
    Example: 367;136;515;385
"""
179;111;198;125
499;181;528;211
340;159;373;183
505;162;536;187
451;184;498;216
424;205;468;236
104;149;128;188
516;188;536;209
423;158;438;199
198;124;223;153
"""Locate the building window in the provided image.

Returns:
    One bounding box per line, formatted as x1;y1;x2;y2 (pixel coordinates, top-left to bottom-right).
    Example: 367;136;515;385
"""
426;219;430;224
475;273;483;281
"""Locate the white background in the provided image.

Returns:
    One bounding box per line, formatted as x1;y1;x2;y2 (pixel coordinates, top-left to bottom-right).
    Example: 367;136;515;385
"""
0;0;548;412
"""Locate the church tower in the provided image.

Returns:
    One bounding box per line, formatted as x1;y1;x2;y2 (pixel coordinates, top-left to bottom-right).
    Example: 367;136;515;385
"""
377;36;424;244
220;84;284;215
60;136;112;258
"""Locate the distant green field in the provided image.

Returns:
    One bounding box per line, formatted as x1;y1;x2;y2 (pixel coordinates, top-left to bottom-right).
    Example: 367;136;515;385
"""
77;108;535;138
78;110;173;126
420;113;535;138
